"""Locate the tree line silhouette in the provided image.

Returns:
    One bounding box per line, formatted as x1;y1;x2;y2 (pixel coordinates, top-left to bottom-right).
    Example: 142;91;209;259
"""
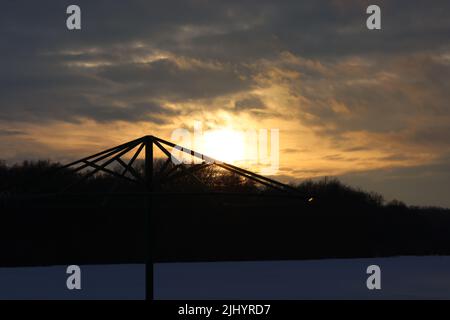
1;160;449;266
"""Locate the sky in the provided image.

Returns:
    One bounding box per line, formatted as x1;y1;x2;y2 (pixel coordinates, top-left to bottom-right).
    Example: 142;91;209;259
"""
1;0;450;207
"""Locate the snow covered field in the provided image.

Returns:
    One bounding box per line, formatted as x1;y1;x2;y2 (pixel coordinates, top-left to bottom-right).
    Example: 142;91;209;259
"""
154;256;450;300
0;264;145;299
1;256;449;299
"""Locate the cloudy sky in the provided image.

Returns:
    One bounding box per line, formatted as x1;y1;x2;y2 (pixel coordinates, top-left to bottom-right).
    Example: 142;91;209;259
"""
1;0;450;207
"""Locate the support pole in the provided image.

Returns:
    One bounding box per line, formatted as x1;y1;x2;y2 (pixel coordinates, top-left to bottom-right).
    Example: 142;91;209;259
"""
144;135;154;300
145;136;154;191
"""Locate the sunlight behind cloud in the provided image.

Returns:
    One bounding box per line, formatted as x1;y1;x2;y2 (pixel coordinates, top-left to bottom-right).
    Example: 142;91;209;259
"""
200;129;246;164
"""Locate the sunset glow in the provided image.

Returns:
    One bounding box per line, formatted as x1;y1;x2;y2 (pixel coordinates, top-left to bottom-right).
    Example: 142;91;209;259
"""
200;129;246;164
1;1;450;207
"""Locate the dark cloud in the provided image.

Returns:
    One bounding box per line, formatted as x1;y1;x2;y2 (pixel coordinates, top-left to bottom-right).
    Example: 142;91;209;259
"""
98;58;251;101
234;96;266;111
281;148;299;154
412;125;450;147
339;158;450;208
1;0;450;124
0;130;26;136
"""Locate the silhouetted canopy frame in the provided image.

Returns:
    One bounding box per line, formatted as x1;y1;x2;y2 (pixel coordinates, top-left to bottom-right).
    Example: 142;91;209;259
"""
59;135;300;196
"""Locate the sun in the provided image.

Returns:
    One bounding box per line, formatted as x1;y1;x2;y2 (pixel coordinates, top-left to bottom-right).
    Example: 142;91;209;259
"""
200;129;246;164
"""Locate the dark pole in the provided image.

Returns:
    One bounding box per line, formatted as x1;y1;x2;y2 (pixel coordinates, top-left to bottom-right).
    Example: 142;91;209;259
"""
145;135;153;191
144;135;154;300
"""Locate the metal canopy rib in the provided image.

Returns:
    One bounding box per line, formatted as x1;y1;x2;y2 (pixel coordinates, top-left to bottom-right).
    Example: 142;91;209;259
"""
59;134;297;194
